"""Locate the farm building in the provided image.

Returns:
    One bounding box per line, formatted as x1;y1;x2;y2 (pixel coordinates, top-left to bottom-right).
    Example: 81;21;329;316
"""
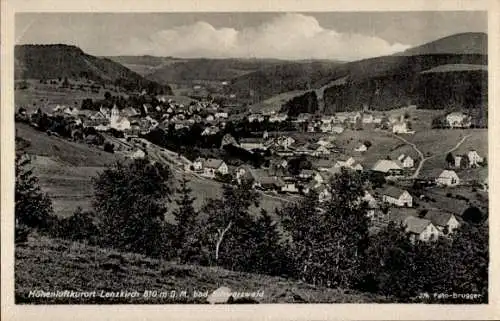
380;186;413;207
436;170;460;187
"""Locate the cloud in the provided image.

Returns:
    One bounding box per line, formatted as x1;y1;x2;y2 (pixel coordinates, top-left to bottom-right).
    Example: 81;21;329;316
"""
123;13;410;60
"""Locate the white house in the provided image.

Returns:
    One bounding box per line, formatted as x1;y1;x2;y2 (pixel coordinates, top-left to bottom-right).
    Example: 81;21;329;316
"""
392;122;410;134
192;158;204;172
446;112;471;128
436;170;460;187
109;105;131;131
320;123;332;133
403;217;441;242
201;126;220;136
454;155;463;168
275;136;296;149
215;112;228;119
424;211;461;235
281;181;299;193
269;113;288;123
335;157;356;169
202;159;229;178
467;150;484;167
239;138;266;151
381;186;413;207
354;144;368;152
130;149;145;159
248;114;265;123
397;154;414;168
206;115;215;122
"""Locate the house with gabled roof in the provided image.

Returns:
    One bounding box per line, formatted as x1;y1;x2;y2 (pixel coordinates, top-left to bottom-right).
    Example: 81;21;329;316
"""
388;211;440;242
467;150;484;167
397;154;415;168
436;170;460;187
424;210;460;235
201;158;228;178
372;159;404;175
335;156;356;169
380;186;412;207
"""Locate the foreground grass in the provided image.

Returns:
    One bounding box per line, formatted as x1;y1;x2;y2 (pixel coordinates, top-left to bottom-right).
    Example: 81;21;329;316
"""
15;234;388;304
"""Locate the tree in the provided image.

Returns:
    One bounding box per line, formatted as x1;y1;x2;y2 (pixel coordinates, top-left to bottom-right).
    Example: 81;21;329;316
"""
460;155;470;169
172;176;205;263
321;168;370;288
277;191;322;283
15;153;55;230
247;209;289;276
202;182;259;267
360;222;417;299
445;152;455;168
92;159;173;258
103;142;114;153
104;91;112;100
462;206;486;225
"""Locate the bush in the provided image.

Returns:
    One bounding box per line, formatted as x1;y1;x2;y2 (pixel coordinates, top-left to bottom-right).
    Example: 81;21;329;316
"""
446;193;453;198
103;142;114;153
15;223;31;244
54;207;99;244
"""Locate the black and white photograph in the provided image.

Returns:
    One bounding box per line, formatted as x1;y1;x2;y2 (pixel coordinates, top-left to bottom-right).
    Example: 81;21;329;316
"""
2;0;496;318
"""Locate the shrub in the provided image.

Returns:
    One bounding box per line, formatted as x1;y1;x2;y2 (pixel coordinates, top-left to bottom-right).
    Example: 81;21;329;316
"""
103;142;114;153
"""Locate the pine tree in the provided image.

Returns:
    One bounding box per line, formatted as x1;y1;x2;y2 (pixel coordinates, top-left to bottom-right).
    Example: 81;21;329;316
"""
172;176;204;263
15;152;55;231
248;209;289;276
446;152;455;168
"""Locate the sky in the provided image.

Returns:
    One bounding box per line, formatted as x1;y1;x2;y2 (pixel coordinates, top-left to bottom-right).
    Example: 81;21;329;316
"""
15;12;487;61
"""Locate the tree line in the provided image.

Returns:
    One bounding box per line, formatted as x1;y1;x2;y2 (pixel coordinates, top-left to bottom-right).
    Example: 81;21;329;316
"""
15;151;488;303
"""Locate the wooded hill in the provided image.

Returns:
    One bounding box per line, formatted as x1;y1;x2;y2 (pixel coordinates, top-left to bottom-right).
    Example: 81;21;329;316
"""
15;44;173;94
280;33;488;115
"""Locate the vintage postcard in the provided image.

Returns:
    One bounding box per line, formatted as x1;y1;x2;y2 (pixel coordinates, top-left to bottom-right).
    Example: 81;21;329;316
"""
1;0;498;320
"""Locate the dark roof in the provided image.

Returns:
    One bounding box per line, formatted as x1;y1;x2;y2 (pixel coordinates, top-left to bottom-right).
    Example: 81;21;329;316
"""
403;216;432;234
380;186;409;199
239;138;263;144
424;210;454;227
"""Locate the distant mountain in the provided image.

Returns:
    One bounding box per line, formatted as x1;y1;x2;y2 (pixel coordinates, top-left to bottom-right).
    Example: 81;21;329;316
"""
15;45;172;94
397;32;487;56
106;56;290;82
316;32;488;114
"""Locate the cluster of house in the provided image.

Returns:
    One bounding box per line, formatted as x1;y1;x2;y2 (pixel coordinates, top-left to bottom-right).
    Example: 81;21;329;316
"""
42;97;231;137
451;150;484;169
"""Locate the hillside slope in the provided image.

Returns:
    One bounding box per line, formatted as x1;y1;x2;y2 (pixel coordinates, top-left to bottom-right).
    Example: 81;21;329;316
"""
15;44;172;94
15;234;388;304
225;60;343;104
320;33;488;113
398;32;487;56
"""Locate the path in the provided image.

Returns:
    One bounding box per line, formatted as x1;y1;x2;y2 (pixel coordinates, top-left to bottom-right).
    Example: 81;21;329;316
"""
388;132;472;179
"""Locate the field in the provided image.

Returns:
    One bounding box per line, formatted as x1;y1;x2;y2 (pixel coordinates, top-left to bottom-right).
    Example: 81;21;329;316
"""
15;234;387;304
248;90;308;114
15;80;124;113
334;128;405;168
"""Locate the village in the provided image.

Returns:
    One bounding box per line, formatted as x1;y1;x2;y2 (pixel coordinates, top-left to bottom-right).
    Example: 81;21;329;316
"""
15;91;488;244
